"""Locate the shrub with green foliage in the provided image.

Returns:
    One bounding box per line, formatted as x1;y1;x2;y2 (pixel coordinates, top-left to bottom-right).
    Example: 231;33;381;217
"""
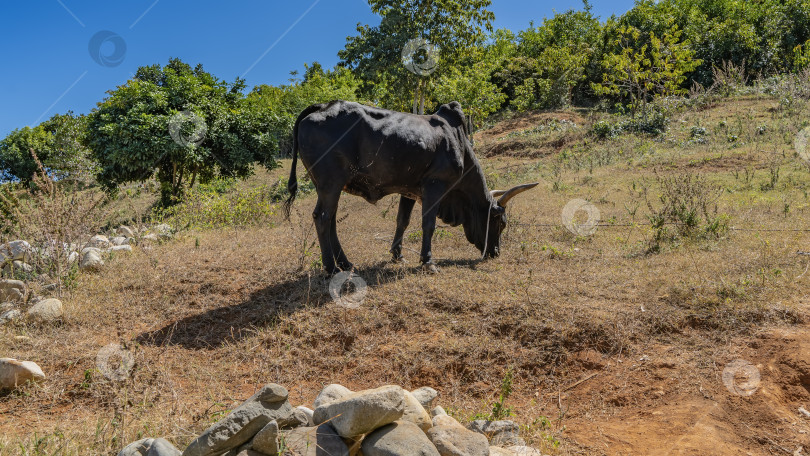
85;58;278;205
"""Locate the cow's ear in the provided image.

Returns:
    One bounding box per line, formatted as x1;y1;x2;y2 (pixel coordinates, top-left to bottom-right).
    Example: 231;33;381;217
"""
435;102;466;130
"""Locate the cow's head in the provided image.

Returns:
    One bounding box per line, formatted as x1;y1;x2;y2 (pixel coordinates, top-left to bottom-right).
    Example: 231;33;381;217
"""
463;183;539;258
435;101;538;258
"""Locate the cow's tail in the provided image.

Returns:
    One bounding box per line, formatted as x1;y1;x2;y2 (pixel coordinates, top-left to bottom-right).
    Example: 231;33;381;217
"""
283;104;322;220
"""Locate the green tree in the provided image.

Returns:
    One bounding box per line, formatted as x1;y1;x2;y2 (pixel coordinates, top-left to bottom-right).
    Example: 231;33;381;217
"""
0;125;54;184
40;112;97;184
245;62;362;156
339;0;495;113
85;58;277;204
592;23;701;116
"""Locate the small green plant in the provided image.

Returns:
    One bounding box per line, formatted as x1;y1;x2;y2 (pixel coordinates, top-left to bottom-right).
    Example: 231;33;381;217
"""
473;369;515;421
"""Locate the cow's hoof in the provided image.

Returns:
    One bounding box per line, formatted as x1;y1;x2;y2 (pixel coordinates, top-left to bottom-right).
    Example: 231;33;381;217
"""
392;255;407;264
420;263;440;274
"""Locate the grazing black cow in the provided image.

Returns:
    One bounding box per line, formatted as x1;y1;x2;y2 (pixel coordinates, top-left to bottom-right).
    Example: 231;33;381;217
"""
284;100;537;274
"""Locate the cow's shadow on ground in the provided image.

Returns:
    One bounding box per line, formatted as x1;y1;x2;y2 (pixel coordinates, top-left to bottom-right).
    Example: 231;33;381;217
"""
135;258;481;350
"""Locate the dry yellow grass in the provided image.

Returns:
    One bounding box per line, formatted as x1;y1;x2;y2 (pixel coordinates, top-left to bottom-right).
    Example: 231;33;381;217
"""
2;96;810;455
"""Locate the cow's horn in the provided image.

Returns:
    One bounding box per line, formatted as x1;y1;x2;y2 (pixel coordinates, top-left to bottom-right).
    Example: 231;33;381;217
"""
490;189;507;198
497;182;539;207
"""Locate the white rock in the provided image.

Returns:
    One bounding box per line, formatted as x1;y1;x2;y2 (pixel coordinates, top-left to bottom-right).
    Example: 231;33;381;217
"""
431;406;447;417
411;386;438;408
490;447;517;456
80;249;104;271
182;383;293;456
280;424;349;456
0;358;45;389
313;385;405;438
296;405;315;426
250;419;278;455
0;309;21;324
88;235;111;249
427;418;490;456
118;437;182;456
142;233;159;242
154;224;173;238
110;236;129;246
68;251;80;264
26;298;63;322
402;390;433;431
110;245;133;253
313;383;354;409
362;420;440;456
0;279;27;302
1;240;32;262
7;261;34;274
117;226;135;237
506;446;545;456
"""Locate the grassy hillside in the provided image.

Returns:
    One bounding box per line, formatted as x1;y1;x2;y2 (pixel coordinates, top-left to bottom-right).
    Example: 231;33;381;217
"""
2;95;810;455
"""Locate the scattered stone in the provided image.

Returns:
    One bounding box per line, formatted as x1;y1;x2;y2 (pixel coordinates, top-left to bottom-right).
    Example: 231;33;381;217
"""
88;235;111;249
1;240;32;262
0;279;27;302
506;446;545;456
467;420;524;446
7;260;34;274
68;251;80;264
110;245;133;254
411;386;438;408
0;309;21;324
183;383;293;456
142;233;159;242
80;249;104;271
362;420;440;456
154;224;173;239
402;390;433;431
296;406;314;427
118;438;182;456
0;358;45;389
111;236;129;246
313;383;354;409
251;419;279;455
489;447;516;456
279;406;311;429
427;414;489;456
117;226;136;237
313;385;405;438
26;298;63;322
280;423;349;456
431;406;447;417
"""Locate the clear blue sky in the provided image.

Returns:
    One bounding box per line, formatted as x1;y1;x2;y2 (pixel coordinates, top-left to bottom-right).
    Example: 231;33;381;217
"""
0;0;635;137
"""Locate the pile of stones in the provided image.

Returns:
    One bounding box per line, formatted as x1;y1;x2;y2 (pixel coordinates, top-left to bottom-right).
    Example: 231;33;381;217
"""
118;383;548;456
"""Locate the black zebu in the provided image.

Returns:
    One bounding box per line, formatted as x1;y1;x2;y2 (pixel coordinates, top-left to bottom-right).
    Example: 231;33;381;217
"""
284;100;537;273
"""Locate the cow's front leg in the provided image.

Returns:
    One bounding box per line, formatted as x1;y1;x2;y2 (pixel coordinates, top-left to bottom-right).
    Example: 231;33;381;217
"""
390;196;416;262
419;182;445;273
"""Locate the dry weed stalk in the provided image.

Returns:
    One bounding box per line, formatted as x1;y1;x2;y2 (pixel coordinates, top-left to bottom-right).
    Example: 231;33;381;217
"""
0;149;110;294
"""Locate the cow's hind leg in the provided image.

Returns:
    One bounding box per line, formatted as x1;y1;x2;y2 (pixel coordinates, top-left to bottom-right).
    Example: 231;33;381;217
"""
390;196;416;262
313;190;352;274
